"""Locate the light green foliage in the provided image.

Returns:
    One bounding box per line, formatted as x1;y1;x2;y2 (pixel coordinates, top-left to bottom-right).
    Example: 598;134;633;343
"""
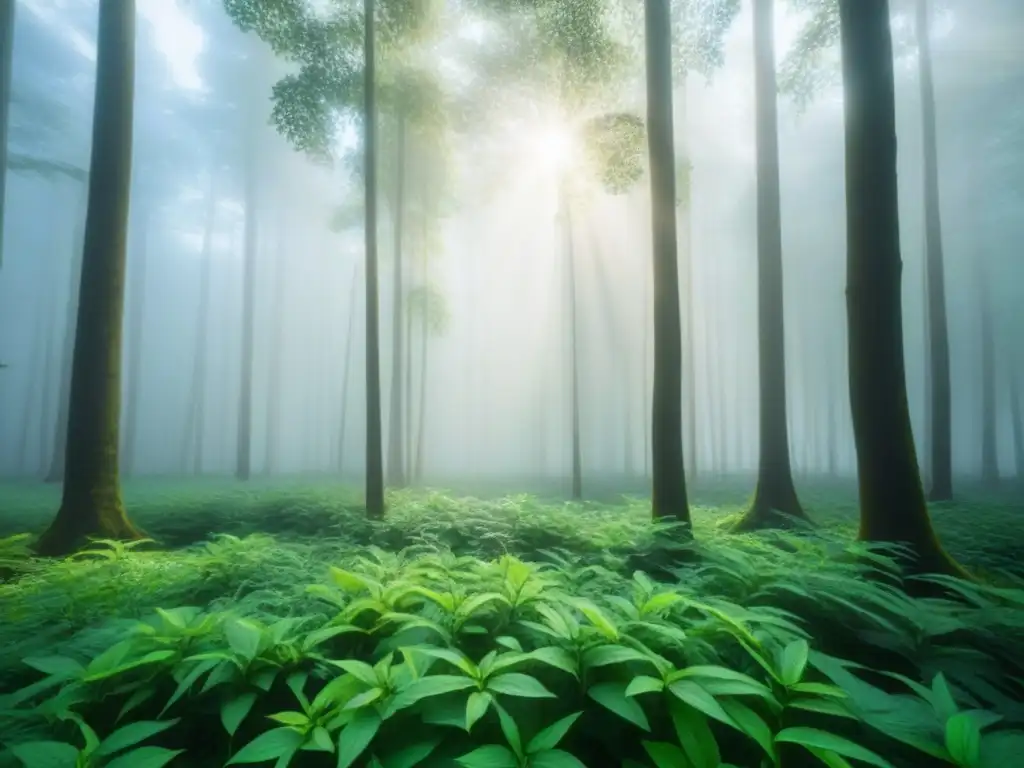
1;483;1023;767
407;283;451;335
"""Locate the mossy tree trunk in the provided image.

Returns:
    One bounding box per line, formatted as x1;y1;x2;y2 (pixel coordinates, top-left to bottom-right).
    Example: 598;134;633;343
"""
736;0;807;531
36;0;142;556
0;0;14;268
916;0;953;502
836;0;964;577
363;0;385;519
644;0;690;525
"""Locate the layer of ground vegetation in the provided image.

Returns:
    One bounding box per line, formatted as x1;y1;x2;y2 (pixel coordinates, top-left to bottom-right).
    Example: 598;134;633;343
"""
0;478;1022;768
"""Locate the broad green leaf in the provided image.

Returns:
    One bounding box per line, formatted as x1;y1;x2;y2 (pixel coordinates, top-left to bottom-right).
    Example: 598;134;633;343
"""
931;674;959;722
496;636;523;652
670;700;720;768
625;676;665;697
582;645;653;670
778;640;810;687
456;745;519;768
227;727;305;764
496;703;523;758
308;727;335;753
23;656;84;678
487;673;556;698
529;749;588;768
946;712;982;768
103;747;185;768
642;741;689;768
95;719;180;757
380;738;442;768
337;708;382;768
222;692;259;736
8;741;79;768
720;699;775;760
333;660;381;688
387;674;477;714
345;687;385;710
330;566;374;594
588;682;650;731
775;727;895;768
788;697;857;719
527;712;582;754
640;592;683;616
467;691;494;731
667;680;735;729
225;619;264;660
573;599;618;640
524;646;579;678
267;711;310;727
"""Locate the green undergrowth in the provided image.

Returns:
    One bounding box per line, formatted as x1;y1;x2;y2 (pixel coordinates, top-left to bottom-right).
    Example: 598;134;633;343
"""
0;481;1022;767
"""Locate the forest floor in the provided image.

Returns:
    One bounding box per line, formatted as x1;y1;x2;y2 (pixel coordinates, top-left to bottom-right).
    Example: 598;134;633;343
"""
0;477;1022;767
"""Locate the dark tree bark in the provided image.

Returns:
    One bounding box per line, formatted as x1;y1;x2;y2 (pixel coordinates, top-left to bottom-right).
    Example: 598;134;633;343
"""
644;0;689;524
0;0;14;268
45;186;88;483
235;120;259;481
978;263;998;486
363;0;385;518
560;182;583;500
736;0;807;531
338;262;359;474
36;0;141;556
180;176;216;474
836;0;964;576
916;0;953;501
641;261;651;479
387;111;407;487
921;248;932;486
122;208;150;477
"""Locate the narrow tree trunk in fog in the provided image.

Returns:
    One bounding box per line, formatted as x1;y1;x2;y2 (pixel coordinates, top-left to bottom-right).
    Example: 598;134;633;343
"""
338;263;359;474
36;0;141;556
644;0;690;524
978;263;998;486
677;77;698;481
916;0;953;502
181;177;216;475
414;286;429;482
387;111;407;487
122;210;150;478
0;0;14;268
1010;361;1024;480
265;227;287;475
641;259;651;479
45;186;88;484
19;296;49;473
737;0;807;530
236;122;259;481
404;278;414;476
827;344;839;476
363;0;385;518
920;249;932;485
38;303;58;471
837;0;963;577
560;182;583;500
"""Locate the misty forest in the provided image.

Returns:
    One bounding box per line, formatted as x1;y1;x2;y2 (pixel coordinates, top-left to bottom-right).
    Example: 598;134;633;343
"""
1;0;1023;766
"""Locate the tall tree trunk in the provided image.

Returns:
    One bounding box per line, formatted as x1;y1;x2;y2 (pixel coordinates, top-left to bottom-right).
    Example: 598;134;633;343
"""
236;121;259;481
414;285;429;482
38;294;58;472
826;342;839;477
363;0;385;518
644;0;689;524
0;0;14;268
641;254;651;479
45;186;88;483
36;0;141;556
265;225;287;475
836;0;963;576
122;208;150;478
1009;360;1024;480
737;0;807;530
387;111;406;487
677;77;698;481
338;262;359;475
560;181;583;500
978;261;998;486
916;0;953;501
921;247;932;486
19;292;49;473
180;176;216;474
